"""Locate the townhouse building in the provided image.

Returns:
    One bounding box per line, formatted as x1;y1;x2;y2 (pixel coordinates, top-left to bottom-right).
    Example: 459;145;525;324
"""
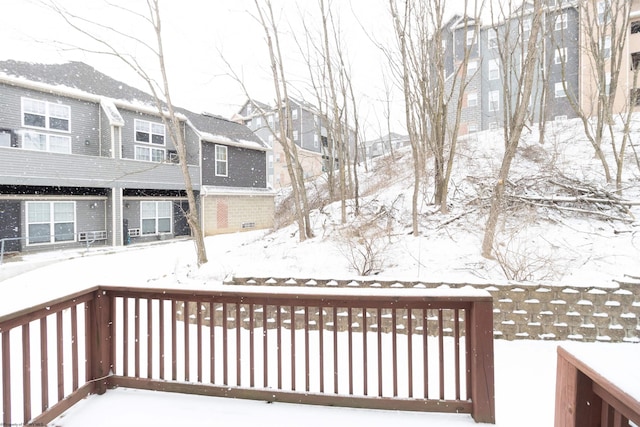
233;98;357;189
0;60;273;254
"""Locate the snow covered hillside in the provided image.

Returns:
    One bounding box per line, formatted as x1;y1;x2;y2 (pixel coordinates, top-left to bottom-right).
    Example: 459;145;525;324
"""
218;118;640;288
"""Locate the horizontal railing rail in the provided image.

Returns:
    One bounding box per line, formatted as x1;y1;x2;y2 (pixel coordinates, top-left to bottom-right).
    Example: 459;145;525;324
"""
555;346;640;426
0;285;495;425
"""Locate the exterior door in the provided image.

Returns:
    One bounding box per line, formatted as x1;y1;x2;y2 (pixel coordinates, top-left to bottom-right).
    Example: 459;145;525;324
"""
173;200;190;236
0;201;21;252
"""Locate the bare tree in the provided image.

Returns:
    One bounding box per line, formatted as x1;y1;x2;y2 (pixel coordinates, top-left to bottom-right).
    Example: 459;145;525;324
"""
254;0;314;241
558;0;632;190
481;0;545;258
46;0;208;265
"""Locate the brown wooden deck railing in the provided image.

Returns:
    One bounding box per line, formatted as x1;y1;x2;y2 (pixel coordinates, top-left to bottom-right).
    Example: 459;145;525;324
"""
555;346;640;427
0;285;495;425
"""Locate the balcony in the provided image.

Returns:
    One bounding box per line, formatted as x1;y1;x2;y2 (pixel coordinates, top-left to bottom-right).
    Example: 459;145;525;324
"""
0;147;200;190
0;285;495;425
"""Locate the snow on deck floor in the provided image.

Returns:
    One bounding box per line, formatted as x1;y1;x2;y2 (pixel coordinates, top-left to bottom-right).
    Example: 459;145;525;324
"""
49;387;483;427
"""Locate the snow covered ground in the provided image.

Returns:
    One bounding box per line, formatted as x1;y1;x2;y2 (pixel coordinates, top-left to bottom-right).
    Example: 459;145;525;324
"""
0;235;637;427
1;119;639;425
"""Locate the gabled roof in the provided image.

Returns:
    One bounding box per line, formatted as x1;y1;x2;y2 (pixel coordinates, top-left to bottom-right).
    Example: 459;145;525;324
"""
0;60;268;151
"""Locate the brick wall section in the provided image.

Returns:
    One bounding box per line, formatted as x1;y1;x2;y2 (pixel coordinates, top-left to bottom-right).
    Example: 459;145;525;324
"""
227;277;640;343
203;194;274;235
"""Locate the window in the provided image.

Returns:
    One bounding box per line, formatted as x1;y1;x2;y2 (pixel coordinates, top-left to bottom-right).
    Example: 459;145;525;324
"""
555;82;566;98
597;1;610;25
631;52;640;70
467;92;478;107
466;29;476;46
135;119;165;145
22;98;70;132
268;114;274;127
314;134;319;147
489;59;500;80
256;117;262;127
555;47;567;64
140;201;171;235
555;115;568;121
215;145;228;176
293;130;299;141
602;35;611;59
488;90;500;111
632;21;640;34
467;60;478;74
488;29;498;49
489;122;498;130
27;201;75;245
522;19;532;33
605;72;611;95
555;13;568;31
23;132;71;153
0;129;14;148
468;122;478;133
291;108;298;120
135;146;165;162
630;89;640;106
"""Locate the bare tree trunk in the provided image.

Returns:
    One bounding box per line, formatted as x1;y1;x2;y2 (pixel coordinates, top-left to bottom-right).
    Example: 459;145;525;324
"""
255;0;313;240
482;0;544;258
47;0;208;265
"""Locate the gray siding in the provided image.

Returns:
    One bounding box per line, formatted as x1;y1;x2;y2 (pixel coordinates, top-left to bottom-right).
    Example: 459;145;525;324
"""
0;83;101;156
201;142;267;188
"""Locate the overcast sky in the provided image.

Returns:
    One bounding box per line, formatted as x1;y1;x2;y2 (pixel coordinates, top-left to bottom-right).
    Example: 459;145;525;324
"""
2;0;409;138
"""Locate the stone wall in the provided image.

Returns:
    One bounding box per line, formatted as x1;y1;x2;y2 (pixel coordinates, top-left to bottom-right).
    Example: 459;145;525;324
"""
228;277;640;343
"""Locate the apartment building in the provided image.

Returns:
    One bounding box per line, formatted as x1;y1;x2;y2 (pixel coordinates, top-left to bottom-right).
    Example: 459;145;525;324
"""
0;60;273;254
443;0;640;135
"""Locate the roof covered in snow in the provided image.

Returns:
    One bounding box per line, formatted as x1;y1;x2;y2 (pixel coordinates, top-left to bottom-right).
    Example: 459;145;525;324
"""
0;60;268;151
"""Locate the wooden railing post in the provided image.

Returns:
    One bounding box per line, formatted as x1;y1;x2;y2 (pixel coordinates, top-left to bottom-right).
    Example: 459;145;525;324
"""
88;290;113;395
469;300;496;423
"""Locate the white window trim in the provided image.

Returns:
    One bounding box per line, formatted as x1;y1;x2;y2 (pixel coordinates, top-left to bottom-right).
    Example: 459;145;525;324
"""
22;131;72;154
488;59;500;81
215;144;228;177
26;201;76;245
134;119;166;146
21;97;71;133
140;201;172;235
467;92;478;107
488;90;500;112
292;108;298;120
466;29;476;46
555;13;568;31
488;29;498;49
555;82;567;98
555;47;567;64
134;145;166;162
467;60;479;74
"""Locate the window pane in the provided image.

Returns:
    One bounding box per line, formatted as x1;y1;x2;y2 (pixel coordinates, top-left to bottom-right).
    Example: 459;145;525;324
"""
49;117;70;131
23;133;46;151
28;202;50;222
49;104;70;119
151;134;165;145
135;146;150;161
217;160;227;176
54;202;74;222
24;113;46;128
29;223;51;244
54;223;75;241
23;99;46;114
136;131;150;143
141;218;156;234
157;218;171;233
151;123;165;135
151;148;165;162
157;201;172;217
141;202;156;218
49;136;71;153
135;121;150;132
